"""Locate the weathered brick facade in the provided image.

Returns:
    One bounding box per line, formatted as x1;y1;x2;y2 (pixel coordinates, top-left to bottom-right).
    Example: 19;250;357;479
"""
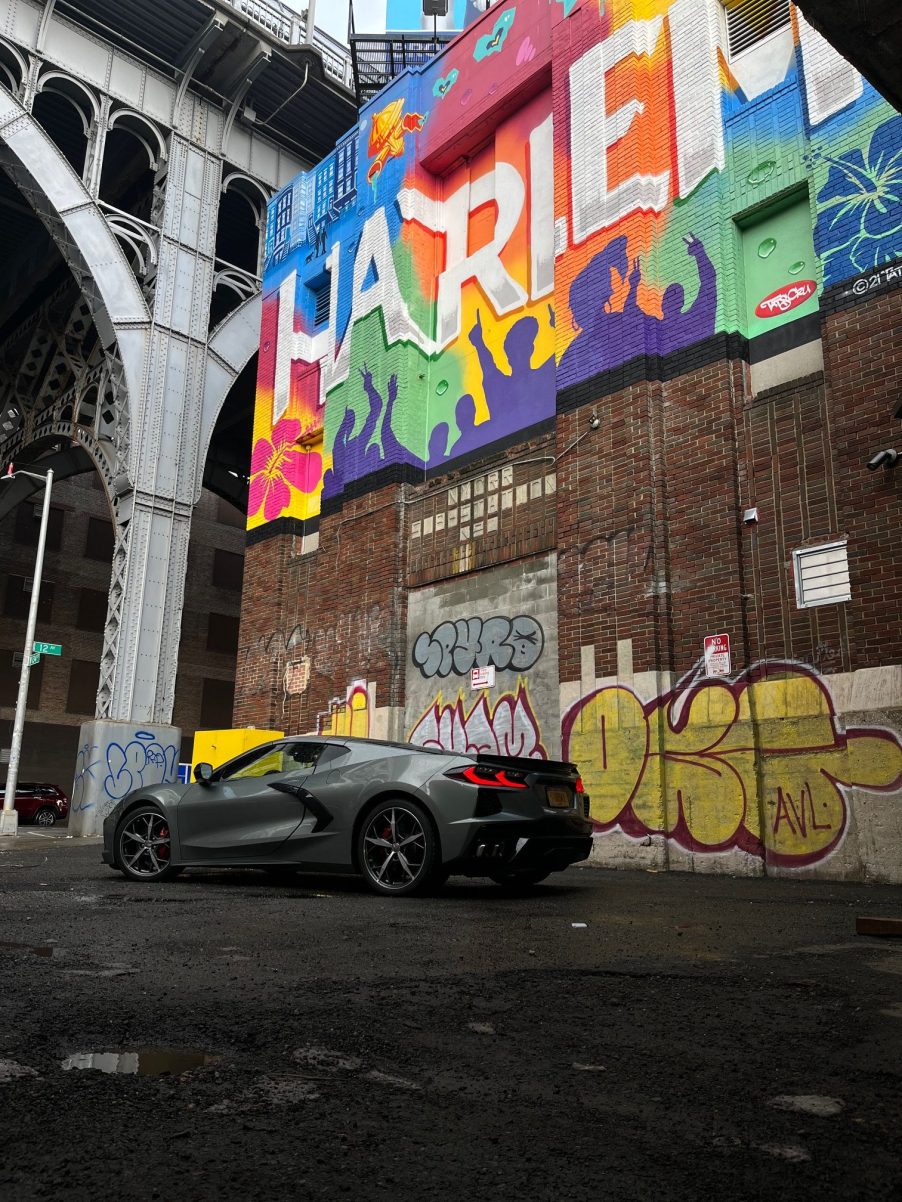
0;478;245;787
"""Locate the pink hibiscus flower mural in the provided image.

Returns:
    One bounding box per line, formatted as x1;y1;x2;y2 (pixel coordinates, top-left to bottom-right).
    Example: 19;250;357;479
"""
249;418;323;522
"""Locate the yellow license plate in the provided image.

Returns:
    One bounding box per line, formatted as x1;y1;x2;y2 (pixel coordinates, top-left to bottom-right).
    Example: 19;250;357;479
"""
547;786;572;809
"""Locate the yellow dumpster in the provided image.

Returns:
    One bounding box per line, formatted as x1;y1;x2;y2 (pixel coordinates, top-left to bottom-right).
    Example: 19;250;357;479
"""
191;728;284;776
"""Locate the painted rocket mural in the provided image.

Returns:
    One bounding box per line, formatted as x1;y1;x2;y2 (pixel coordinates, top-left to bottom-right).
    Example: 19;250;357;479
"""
249;0;902;532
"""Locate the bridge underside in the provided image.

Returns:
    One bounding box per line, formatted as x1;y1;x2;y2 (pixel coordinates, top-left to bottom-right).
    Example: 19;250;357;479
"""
58;0;354;160
795;0;902;110
0;174;254;517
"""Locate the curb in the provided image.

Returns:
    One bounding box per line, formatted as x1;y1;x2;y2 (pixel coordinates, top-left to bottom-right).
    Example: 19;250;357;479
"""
0;833;104;852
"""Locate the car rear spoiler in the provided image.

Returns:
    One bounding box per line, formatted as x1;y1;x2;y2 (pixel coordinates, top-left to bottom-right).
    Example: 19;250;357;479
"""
471;753;579;777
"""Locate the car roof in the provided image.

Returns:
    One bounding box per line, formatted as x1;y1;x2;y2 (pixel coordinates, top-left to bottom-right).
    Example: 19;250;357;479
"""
284;734;453;757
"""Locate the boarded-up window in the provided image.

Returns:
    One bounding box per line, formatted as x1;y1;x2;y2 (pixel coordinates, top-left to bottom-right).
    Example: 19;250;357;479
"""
14;504;64;552
200;677;235;728
76;588;108;633
207;613;240;654
792;541;851;608
85;517;115;561
212;549;244;590
0;655;43;708
3;576;54;622
66;659;100;714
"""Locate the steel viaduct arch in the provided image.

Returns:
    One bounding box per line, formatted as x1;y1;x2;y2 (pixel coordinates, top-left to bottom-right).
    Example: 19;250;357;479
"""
0;0;355;831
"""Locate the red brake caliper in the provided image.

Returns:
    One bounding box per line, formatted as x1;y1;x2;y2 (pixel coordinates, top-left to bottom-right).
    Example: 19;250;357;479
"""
158;824;170;859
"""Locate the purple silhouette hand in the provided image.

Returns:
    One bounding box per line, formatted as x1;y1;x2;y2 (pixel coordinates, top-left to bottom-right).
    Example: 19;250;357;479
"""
684;233;703;257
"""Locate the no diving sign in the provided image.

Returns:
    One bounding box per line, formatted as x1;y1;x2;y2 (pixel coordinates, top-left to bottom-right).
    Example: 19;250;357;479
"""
703;634;731;677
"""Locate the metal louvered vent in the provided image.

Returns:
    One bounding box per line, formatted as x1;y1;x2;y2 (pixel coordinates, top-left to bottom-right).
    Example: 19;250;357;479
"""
725;0;791;58
792;541;851;609
313;282;330;327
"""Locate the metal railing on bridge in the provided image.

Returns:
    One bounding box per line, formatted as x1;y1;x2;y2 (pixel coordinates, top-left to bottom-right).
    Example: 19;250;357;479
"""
226;0;354;89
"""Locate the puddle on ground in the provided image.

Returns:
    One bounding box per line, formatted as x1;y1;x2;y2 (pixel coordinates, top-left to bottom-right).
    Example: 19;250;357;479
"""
0;1059;38;1082
0;940;60;959
61;1049;220;1076
768;1094;845;1118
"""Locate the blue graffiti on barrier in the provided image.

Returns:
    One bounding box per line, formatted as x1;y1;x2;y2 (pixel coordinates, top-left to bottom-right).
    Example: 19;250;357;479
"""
71;742;102;813
102;730;179;801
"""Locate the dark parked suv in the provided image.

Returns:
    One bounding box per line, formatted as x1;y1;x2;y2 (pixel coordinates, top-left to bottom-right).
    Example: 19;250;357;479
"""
0;782;70;826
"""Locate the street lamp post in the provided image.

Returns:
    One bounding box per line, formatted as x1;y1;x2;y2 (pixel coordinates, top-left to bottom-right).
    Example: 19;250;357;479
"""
0;465;54;837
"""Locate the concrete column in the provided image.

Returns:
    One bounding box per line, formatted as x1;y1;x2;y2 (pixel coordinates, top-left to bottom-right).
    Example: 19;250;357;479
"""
68;719;181;836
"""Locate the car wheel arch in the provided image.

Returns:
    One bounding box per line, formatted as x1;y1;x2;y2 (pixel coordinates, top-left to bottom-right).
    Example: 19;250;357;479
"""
350;790;443;873
111;798;172;864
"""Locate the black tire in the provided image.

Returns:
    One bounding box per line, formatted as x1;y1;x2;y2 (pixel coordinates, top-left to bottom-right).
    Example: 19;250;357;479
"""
34;807;57;828
488;869;551;891
115;804;182;882
357;799;439;897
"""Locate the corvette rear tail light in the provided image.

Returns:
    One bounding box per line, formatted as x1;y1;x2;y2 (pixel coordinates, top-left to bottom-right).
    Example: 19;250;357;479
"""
446;765;528;789
575;777;585;794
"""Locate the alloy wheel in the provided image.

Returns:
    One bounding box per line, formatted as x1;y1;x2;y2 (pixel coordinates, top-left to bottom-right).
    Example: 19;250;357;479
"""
34;808;57;827
118;811;174;879
361;805;430;893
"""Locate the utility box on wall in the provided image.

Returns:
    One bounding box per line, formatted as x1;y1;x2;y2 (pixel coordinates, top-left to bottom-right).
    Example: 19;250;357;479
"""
192;728;284;774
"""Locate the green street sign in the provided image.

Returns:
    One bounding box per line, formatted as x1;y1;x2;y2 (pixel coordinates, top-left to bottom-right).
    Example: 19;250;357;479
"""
28;653;40;667
33;642;62;656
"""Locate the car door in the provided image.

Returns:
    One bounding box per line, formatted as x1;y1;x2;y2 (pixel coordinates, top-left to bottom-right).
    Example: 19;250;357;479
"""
175;741;326;862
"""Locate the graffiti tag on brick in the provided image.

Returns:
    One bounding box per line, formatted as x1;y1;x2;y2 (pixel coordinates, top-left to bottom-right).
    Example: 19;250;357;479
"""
412;615;545;679
846;263;902;298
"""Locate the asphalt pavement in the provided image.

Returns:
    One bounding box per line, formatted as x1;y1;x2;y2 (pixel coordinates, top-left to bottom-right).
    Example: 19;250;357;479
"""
1;839;901;1201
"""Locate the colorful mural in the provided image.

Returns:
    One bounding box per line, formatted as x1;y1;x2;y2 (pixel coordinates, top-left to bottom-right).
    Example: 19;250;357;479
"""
251;0;902;529
813;113;902;284
562;663;902;868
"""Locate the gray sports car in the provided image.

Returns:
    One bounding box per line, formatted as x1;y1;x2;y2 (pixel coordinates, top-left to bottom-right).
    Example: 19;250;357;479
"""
101;735;593;895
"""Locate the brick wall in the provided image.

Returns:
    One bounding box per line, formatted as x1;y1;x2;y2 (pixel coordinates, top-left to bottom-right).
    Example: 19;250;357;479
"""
235;483;408;734
406;428;556;588
553;284;902;687
824;288;902;669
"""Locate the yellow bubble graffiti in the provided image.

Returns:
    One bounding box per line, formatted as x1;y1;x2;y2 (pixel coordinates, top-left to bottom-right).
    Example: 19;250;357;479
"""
319;682;370;738
562;663;902;867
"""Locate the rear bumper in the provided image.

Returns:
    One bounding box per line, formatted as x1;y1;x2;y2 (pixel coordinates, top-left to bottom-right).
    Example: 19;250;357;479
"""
452;815;593;876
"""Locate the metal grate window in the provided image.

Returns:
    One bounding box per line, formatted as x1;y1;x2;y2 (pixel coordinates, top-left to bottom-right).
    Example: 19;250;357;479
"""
792;541;851;609
724;0;791;59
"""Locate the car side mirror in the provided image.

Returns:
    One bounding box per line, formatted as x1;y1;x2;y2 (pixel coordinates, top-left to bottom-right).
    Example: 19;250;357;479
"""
194;762;213;785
